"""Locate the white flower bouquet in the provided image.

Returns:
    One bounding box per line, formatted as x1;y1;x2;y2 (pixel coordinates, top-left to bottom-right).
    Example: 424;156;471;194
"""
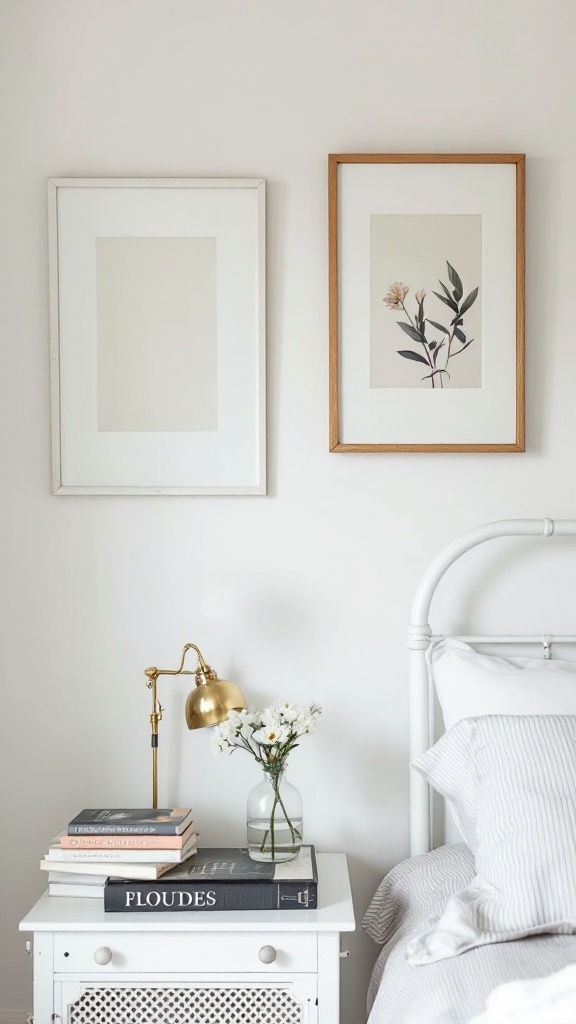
213;701;322;860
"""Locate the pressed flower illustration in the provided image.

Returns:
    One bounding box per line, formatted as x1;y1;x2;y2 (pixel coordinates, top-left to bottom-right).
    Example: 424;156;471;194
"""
383;282;410;309
383;262;479;389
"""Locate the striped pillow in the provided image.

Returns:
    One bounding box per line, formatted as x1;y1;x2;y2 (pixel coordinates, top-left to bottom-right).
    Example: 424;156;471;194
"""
408;716;576;963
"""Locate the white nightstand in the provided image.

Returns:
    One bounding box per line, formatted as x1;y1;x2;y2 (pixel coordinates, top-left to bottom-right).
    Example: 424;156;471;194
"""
20;852;355;1024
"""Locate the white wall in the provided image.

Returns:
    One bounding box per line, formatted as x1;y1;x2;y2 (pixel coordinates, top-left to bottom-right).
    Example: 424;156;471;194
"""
2;1;576;1021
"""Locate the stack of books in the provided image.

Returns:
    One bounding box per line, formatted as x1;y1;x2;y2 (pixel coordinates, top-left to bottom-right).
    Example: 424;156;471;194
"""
41;808;198;899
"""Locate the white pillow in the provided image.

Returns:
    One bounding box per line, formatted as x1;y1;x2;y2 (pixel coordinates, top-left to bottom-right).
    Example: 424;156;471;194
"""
408;715;576;964
428;639;576;730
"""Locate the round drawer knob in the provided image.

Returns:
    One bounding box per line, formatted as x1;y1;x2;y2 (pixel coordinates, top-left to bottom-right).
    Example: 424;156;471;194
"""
94;946;113;966
258;944;277;964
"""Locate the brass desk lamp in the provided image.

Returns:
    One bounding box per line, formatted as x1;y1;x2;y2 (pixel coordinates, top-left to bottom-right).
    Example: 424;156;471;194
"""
145;643;247;808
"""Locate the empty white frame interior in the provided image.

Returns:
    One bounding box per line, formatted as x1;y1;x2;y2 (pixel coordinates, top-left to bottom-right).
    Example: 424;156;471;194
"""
49;178;266;494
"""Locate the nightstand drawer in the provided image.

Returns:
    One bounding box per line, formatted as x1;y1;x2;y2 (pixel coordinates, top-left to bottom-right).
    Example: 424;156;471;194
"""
54;931;317;973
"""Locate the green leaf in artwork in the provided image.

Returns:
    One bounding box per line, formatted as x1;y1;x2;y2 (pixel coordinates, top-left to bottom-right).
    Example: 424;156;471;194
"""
397;349;430;366
438;279;453;301
397;322;424;345
447;262;464;302
427;319;450;335
421;368;450;382
432;291;459;313
450;338;474;357
454;327;466;343
432;341;445;366
459;287;479;316
429;341;437;350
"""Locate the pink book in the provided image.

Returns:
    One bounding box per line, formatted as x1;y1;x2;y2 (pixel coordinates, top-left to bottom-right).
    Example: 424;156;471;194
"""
59;822;196;850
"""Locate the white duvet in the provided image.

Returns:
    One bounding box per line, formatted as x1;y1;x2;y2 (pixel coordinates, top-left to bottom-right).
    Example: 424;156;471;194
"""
468;964;576;1024
363;845;576;1024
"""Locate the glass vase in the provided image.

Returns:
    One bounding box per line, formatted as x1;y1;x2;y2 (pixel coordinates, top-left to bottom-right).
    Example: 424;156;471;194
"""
247;770;303;862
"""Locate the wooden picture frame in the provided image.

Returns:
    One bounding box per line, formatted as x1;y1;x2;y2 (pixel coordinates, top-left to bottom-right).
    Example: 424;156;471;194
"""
49;177;266;494
329;154;525;452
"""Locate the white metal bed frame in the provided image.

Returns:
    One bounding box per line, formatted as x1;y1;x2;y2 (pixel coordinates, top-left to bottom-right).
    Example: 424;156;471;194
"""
407;517;576;857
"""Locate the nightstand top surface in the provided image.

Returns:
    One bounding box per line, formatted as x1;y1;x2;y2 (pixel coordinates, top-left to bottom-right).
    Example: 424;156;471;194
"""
19;851;355;933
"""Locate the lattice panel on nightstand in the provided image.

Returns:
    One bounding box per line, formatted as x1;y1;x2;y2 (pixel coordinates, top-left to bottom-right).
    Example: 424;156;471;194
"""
67;985;305;1024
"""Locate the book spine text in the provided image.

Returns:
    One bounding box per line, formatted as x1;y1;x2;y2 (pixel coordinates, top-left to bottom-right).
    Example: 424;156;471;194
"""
61;833;191;850
48;848;190;863
104;880;317;913
68;823;186;836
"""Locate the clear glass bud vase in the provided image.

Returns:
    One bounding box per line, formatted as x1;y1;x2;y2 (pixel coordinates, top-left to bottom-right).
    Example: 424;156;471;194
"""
247;770;303;862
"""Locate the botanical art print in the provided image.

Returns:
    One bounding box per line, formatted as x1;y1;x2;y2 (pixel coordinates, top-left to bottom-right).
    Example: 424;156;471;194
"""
383;262;479;389
370;213;483;390
329;153;525;451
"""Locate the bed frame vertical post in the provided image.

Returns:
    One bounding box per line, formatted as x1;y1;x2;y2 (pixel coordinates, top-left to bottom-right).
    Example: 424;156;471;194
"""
407;625;433;855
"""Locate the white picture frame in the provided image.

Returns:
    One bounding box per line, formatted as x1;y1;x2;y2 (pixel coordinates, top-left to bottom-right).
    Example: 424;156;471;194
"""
48;177;266;494
329;154;525;453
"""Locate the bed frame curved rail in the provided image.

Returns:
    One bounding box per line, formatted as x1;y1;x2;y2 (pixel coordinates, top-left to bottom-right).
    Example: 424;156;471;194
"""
407;518;576;856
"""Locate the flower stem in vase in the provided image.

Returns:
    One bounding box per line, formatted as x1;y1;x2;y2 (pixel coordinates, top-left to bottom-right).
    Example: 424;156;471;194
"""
247;770;303;862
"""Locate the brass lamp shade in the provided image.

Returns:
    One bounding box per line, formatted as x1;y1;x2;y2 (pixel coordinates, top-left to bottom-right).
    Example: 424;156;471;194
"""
145;642;248;807
186;675;248;730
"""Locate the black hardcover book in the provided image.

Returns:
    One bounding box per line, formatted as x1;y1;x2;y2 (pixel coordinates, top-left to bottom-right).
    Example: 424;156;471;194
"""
104;846;318;913
68;808;193;836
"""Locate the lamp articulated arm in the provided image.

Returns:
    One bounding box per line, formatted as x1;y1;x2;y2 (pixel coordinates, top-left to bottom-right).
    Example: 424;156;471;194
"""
144;643;247;808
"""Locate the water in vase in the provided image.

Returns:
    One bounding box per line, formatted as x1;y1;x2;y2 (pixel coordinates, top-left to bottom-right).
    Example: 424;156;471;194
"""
247;815;303;862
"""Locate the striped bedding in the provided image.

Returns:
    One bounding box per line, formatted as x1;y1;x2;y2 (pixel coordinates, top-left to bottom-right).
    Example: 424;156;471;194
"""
408;716;576;965
363;844;576;1024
